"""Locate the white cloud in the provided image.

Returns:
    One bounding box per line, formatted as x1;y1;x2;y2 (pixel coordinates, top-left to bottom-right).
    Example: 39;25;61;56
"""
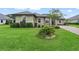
67;10;72;12
1;9;9;11
14;8;27;10
76;8;79;9
29;8;41;10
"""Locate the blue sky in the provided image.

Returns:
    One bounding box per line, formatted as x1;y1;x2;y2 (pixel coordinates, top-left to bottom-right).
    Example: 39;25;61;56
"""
0;8;79;18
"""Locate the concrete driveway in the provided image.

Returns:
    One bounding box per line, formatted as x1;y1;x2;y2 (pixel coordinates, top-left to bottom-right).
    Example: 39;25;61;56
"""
60;26;79;35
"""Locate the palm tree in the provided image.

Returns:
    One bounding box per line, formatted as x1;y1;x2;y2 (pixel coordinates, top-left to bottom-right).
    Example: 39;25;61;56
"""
49;8;64;26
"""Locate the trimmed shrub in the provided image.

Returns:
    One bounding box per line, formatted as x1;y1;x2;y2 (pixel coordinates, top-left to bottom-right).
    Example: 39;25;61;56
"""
5;20;13;25
54;26;60;29
67;23;79;25
10;22;33;28
10;19;35;28
5;20;9;25
26;23;33;28
9;20;13;24
38;25;55;39
10;23;20;28
42;25;44;27
20;21;26;28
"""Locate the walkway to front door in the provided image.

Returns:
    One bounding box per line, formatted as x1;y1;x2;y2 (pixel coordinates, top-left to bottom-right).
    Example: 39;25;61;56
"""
60;26;79;35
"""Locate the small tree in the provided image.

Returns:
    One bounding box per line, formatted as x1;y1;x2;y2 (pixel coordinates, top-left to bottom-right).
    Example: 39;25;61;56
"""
49;8;64;26
64;19;69;25
38;25;55;39
19;16;26;28
20;20;26;28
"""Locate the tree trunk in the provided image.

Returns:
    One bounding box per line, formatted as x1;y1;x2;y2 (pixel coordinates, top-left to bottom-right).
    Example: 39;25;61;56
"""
55;20;57;26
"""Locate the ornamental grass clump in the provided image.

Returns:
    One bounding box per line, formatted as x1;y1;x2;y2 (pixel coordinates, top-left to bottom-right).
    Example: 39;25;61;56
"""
38;25;55;39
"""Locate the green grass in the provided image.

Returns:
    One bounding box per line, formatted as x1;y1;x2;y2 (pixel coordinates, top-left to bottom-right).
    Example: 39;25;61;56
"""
69;24;79;28
0;25;79;51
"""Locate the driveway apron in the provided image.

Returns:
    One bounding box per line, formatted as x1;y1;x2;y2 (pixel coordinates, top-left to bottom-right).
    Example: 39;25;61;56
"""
60;26;79;35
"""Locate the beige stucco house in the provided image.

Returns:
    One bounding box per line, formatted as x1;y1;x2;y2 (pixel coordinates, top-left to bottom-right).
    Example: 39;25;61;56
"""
8;11;65;27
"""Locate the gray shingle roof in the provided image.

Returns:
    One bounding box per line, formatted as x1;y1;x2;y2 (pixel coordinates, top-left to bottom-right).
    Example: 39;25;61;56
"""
9;11;49;17
35;14;49;17
0;13;8;20
69;15;79;20
0;14;5;19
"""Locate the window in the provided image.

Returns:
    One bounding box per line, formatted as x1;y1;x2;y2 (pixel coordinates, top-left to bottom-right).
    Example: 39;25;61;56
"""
45;20;49;23
1;19;3;23
59;20;61;23
13;20;16;23
38;19;41;23
34;23;37;27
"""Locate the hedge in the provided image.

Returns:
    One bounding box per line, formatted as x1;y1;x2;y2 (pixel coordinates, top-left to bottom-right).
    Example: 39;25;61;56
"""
10;22;33;28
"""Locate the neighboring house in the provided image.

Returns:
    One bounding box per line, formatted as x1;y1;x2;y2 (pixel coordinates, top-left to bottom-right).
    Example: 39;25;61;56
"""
69;15;79;23
7;11;65;27
0;13;13;24
0;13;7;24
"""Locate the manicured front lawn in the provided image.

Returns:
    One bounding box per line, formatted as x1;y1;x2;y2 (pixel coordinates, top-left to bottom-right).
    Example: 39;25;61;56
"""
69;24;79;28
0;25;79;51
